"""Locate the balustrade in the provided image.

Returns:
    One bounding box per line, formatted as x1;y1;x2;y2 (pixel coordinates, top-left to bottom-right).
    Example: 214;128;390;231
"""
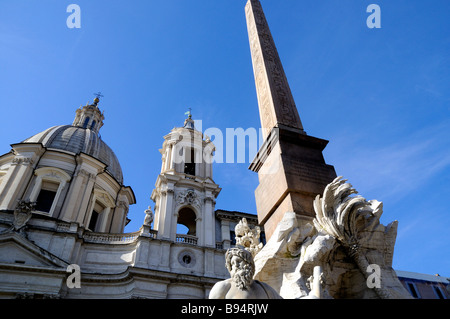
83;229;156;244
176;234;198;245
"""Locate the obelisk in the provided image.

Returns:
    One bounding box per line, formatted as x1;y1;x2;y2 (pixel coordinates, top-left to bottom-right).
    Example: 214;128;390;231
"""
245;0;337;240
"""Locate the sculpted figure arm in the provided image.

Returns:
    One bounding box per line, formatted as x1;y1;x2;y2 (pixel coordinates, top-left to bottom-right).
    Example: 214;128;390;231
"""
209;279;232;299
258;281;283;299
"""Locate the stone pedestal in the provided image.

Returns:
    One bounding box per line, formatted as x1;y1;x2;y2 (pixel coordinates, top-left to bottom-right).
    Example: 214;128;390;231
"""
250;126;336;240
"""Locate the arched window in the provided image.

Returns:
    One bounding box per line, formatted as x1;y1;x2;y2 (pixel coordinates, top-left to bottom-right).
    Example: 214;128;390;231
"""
86;189;116;232
35;180;59;213
184;147;196;176
29;167;71;216
90;120;96;130
83;117;90;129
88;201;105;231
177;207;196;236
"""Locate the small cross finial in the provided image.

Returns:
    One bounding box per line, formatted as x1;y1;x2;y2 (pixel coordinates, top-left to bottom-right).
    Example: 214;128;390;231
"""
93;92;104;106
94;92;104;99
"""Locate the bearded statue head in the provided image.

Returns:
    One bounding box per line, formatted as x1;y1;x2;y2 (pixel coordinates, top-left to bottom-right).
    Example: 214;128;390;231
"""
225;247;255;291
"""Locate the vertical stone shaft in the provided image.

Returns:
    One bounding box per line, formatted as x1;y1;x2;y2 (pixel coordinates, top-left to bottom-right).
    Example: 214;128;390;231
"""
246;0;337;240
245;0;304;139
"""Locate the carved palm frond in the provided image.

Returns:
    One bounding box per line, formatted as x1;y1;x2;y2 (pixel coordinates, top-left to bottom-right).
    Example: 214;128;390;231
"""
313;177;394;298
313;176;365;247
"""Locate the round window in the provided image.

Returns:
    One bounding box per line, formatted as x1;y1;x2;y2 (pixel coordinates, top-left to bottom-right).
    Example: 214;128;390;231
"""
178;250;196;268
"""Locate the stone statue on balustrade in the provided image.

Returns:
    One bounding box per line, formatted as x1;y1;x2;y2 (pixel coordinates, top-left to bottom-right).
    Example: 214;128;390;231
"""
143;206;154;227
209;247;282;299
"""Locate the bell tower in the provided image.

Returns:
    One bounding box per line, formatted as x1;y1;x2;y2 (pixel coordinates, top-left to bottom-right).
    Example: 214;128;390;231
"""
150;112;221;248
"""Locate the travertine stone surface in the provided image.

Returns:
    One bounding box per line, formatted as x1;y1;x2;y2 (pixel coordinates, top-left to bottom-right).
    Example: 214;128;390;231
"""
249;127;337;240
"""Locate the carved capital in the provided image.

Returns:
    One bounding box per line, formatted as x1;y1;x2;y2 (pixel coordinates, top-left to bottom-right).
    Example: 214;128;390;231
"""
77;168;96;180
117;200;128;209
203;195;216;204
12;157;34;166
161;187;175;196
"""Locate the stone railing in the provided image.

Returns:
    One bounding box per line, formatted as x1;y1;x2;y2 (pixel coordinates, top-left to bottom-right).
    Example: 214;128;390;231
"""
56;222;71;232
176;234;198;245
82;228;158;244
56;221;78;233
83;231;142;244
81;225;158;244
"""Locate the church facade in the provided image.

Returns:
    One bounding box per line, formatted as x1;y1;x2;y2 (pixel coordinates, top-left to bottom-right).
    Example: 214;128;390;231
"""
0;97;260;299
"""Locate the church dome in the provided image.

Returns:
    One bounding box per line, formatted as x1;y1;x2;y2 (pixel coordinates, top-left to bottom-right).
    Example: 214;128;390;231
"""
22;125;124;184
21;97;124;184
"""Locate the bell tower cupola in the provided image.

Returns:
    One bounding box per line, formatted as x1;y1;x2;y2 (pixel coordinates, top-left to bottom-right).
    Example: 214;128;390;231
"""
150;111;221;248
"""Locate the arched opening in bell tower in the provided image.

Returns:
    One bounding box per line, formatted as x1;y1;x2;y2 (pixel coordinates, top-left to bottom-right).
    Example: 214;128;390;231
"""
177;207;197;236
183;147;196;176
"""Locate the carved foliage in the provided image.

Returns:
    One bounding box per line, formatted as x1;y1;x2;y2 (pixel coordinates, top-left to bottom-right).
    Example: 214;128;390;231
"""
176;190;200;208
11;200;35;234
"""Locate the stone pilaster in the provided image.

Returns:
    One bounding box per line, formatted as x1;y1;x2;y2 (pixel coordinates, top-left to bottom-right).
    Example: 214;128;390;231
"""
202;194;215;248
0;144;44;211
60;154;103;225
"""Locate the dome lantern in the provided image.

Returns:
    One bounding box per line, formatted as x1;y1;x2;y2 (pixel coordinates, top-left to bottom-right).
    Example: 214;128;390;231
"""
72;93;105;134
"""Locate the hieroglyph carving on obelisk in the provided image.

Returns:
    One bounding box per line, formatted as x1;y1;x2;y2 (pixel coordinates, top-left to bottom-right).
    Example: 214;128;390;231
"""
245;0;304;139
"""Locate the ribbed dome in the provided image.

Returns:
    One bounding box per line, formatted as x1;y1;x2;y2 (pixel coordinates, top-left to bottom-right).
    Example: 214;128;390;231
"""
23;125;124;184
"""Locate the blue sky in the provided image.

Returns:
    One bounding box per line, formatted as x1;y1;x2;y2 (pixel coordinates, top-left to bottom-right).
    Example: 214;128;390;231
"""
0;1;449;277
